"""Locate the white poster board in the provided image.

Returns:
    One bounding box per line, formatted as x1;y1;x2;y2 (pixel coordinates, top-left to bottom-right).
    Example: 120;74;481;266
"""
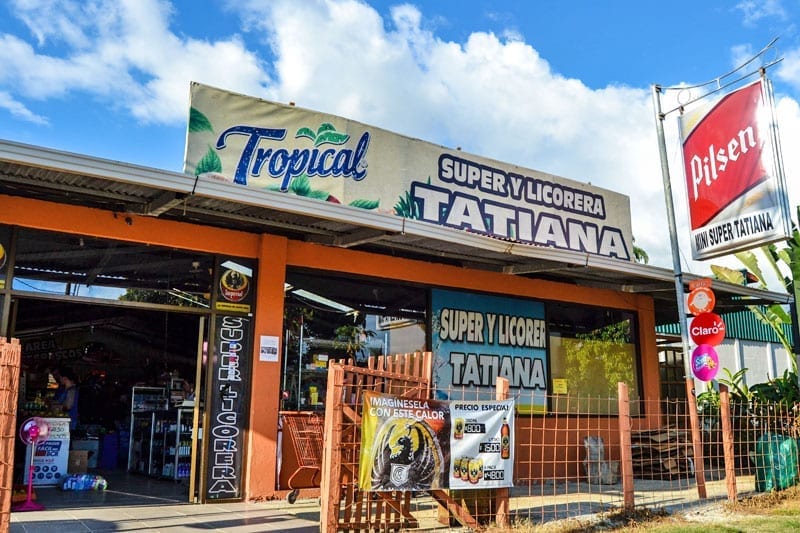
25;417;71;486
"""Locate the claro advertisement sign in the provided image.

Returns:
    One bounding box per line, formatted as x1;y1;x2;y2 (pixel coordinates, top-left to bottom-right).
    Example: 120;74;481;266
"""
679;79;791;260
184;82;634;261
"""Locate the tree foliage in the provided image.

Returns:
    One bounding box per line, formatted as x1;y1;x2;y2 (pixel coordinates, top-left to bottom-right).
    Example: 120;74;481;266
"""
562;319;636;398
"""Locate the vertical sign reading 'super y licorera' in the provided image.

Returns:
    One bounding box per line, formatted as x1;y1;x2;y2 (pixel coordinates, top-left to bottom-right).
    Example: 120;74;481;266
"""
206;257;255;500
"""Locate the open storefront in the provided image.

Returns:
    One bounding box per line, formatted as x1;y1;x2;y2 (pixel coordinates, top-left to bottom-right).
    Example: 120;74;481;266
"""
0;83;792;504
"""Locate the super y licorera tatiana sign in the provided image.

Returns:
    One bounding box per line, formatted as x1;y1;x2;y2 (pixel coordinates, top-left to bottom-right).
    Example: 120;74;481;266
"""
184;82;634;260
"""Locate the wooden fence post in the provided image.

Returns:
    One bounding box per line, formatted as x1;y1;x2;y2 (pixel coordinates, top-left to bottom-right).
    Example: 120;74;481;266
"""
685;378;708;499
718;384;737;502
320;363;345;533
495;377;510;528
0;338;21;531
617;382;634;511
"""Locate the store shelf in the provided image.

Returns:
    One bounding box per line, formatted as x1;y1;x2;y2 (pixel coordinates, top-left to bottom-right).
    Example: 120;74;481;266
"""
154;408;194;480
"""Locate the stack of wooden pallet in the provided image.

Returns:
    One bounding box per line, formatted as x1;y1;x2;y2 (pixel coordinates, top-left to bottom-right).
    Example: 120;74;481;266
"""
631;427;694;479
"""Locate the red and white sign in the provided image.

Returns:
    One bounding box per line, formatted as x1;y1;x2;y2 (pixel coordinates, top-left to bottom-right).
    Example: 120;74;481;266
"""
689;312;725;346
679;79;791;260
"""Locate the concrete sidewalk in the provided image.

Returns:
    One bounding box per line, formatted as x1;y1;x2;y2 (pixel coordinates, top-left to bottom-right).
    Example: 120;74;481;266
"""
9;484;321;532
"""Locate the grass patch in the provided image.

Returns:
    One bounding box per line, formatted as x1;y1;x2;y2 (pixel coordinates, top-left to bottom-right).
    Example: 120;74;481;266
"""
479;485;800;531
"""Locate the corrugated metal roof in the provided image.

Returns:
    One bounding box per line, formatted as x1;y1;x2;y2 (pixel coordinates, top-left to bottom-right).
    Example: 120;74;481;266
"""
0;138;794;327
657;308;794;344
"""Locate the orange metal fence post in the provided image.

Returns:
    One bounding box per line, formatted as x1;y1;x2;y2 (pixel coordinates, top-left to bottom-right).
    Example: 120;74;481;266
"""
617;382;634;510
495;377;510;528
718;384;738;502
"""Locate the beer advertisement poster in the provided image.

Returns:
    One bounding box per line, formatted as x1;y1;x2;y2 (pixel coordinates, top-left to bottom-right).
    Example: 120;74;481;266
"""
450;399;515;489
679;79;791;260
358;392;515;491
359;391;450;492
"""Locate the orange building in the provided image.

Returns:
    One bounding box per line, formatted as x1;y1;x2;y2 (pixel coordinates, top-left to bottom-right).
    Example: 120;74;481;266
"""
0;89;789;503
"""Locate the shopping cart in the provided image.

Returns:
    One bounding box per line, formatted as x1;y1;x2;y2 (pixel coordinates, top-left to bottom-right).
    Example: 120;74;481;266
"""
282;411;324;504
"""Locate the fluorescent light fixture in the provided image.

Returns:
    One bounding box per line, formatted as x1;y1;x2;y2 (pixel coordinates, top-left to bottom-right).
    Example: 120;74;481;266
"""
291;289;354;313
221;260;252;277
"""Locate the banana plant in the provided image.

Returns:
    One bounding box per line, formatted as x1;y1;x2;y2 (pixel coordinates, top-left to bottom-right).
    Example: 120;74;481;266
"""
712;206;800;373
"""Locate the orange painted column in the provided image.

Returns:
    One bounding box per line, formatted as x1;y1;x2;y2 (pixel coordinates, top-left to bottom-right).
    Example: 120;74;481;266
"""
244;233;289;499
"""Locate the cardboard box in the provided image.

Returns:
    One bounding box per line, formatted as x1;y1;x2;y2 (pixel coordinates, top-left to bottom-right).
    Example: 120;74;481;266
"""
68;450;88;473
71;439;99;468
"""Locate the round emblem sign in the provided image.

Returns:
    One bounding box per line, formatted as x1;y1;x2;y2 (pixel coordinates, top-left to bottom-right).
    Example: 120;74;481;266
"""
690;312;725;346
219;269;249;302
687;287;715;315
691;344;719;381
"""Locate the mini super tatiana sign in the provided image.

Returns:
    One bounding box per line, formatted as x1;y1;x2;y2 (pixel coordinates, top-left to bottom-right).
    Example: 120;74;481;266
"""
184;82;634;260
679;79;791;260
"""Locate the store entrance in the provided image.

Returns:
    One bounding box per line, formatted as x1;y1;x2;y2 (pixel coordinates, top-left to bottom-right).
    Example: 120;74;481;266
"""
1;225;216;506
11;296;207;504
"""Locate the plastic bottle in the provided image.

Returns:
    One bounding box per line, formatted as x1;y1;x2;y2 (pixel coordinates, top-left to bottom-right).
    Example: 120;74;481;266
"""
501;419;510;459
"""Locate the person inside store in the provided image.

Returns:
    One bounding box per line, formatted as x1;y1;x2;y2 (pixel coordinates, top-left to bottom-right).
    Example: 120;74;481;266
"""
48;366;66;404
183;380;196;401
55;368;80;430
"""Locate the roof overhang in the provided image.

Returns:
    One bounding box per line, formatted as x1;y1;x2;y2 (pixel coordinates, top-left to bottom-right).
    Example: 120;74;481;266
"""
0;138;792;326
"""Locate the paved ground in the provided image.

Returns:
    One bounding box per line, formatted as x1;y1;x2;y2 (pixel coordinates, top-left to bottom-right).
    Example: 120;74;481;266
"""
8;469;759;531
8;472;321;532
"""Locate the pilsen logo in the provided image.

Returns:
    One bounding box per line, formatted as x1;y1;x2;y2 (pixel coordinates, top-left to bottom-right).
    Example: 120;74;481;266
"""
682;81;768;229
215;122;370;192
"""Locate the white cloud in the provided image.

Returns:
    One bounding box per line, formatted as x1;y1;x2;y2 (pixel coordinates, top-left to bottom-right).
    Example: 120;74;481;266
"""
0;90;48;125
10;0;95;48
235;0;672;264
2;0;270;124
776;47;800;91
735;0;787;26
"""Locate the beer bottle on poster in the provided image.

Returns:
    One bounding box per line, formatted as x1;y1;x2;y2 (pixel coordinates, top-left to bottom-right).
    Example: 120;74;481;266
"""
501;418;510;459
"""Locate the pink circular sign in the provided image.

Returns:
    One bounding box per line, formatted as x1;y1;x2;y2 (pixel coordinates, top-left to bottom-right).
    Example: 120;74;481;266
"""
692;344;719;381
689;312;725;346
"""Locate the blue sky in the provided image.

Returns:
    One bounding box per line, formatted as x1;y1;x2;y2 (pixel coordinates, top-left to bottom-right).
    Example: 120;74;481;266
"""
1;0;800;274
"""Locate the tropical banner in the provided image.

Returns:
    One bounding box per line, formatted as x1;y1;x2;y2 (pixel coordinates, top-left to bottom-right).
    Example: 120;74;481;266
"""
679;79;791;260
358;391;514;491
431;288;547;414
185;82;634;261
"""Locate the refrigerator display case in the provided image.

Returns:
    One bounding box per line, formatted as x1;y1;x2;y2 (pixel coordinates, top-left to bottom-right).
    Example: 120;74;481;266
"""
127;386;166;474
154;408;195;480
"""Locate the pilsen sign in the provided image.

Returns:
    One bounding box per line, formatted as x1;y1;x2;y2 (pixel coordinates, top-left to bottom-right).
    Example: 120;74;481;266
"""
184;83;634;260
679;79;791;260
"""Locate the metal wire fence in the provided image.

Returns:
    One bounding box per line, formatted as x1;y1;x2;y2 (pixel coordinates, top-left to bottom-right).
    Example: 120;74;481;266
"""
321;357;800;530
442;382;797;529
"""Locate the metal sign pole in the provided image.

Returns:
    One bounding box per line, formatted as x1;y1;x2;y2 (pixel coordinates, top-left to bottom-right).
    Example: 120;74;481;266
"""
651;85;708;498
